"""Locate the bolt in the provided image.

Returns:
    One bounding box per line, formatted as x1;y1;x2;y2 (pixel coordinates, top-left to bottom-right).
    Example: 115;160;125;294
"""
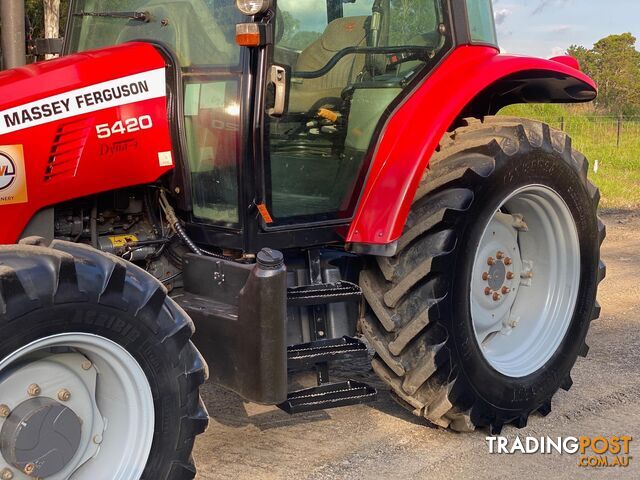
492;292;502;302
482;272;489;281
484;287;492;296
487;257;495;266
23;464;35;476
521;271;533;279
502;286;511;295
318;331;325;337
496;251;505;260
27;384;41;397
510;318;519;328
58;389;71;402
81;360;93;370
0;404;10;418
93;434;103;445
504;257;513;266
0;468;13;480
506;271;515;280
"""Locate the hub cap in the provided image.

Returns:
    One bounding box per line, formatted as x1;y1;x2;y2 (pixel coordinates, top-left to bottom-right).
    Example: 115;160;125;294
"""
470;186;580;378
0;334;154;479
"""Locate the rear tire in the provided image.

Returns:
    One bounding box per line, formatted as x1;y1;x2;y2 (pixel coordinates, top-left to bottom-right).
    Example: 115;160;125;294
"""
0;240;208;479
361;116;606;433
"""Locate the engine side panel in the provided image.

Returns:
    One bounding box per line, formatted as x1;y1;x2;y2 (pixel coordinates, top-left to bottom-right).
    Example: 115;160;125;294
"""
0;43;175;243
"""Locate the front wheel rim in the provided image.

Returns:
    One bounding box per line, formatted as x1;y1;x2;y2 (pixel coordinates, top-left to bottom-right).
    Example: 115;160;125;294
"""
470;185;581;378
0;333;155;479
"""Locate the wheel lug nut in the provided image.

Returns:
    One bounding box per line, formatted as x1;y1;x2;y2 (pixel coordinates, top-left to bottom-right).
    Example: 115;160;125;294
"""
506;272;514;280
23;464;35;476
0;404;10;418
502;287;511;294
27;384;41;397
504;257;513;266
484;287;492;296
482;272;489;281
496;251;505;260
487;257;495;266
1;468;14;480
492;292;502;302
81;360;93;370
58;389;71;402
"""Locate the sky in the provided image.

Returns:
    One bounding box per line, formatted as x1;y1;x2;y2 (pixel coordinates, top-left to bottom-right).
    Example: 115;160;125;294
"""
494;0;640;57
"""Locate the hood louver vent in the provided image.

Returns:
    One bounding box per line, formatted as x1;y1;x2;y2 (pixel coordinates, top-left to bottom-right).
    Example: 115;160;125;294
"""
45;118;92;181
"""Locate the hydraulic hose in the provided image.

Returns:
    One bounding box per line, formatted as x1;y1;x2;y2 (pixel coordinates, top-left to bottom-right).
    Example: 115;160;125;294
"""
158;190;236;261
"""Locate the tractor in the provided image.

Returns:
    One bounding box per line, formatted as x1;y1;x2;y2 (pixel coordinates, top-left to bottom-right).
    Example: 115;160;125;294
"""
0;0;605;478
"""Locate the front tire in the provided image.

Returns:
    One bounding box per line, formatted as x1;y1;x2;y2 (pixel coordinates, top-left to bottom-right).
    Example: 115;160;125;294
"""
0;240;208;479
361;117;606;433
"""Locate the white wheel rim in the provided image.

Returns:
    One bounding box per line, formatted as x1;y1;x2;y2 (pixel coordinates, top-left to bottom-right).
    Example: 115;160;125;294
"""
0;333;155;479
470;185;580;378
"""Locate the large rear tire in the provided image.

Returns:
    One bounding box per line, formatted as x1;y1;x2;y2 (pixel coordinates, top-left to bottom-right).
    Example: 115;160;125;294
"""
0;240;208;479
361;117;606;433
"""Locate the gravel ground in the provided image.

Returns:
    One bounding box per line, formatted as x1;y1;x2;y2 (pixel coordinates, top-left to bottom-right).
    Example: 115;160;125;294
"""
194;211;640;479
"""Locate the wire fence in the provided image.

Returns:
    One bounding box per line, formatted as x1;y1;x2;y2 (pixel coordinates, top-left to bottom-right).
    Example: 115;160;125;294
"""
534;116;640;149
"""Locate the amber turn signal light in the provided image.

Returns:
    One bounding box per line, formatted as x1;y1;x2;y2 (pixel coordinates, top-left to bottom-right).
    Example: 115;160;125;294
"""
236;23;262;46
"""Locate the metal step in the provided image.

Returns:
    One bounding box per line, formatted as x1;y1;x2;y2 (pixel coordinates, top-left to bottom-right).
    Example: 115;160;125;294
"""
287;281;362;307
277;380;377;414
287;336;368;368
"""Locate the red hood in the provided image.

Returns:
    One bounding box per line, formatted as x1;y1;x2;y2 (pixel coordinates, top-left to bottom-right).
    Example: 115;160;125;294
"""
0;43;166;112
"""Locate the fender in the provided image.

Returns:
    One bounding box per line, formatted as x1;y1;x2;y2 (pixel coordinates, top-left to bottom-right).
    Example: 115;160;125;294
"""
346;45;597;252
0;43;175;243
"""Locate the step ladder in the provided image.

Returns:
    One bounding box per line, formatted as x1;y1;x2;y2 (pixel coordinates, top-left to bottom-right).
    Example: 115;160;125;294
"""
278;250;377;414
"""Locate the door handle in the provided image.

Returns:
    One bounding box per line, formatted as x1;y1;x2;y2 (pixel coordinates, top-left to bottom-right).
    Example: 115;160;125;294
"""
268;65;288;117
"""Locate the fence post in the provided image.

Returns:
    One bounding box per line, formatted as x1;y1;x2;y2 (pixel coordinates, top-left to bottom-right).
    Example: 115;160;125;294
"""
560;116;565;131
617;116;622;148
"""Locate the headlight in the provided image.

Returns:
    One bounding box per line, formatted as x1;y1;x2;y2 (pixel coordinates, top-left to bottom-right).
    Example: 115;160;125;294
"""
236;0;271;16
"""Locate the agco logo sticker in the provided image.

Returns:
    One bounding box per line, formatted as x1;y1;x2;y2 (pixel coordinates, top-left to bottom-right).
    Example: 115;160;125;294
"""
0;152;17;191
0;145;28;205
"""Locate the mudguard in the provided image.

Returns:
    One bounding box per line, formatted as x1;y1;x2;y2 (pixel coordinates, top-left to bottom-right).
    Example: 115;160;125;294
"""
0;43;175;243
346;45;597;251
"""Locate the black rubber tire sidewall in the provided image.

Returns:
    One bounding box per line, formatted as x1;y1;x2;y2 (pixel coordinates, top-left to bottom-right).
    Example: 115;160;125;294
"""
450;149;599;412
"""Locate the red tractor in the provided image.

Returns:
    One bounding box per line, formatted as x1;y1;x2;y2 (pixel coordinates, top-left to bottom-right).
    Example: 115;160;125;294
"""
0;0;605;478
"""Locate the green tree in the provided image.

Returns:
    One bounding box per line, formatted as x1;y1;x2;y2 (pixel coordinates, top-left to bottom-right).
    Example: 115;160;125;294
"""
25;0;70;39
568;33;640;115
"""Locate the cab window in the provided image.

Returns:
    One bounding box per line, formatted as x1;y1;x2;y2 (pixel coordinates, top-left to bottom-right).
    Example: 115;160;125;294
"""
67;0;242;67
465;0;498;45
266;0;450;225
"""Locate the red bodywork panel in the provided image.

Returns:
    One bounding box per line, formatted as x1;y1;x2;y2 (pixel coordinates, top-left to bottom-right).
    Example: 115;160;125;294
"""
0;43;174;243
347;45;597;247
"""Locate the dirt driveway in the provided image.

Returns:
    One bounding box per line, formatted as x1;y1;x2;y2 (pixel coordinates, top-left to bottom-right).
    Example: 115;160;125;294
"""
194;212;640;480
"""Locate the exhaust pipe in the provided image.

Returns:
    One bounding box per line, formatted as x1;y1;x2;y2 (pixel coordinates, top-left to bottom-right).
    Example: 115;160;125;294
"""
1;0;26;69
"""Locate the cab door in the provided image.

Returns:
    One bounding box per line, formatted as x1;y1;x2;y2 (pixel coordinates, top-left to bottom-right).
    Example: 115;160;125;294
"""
261;0;452;228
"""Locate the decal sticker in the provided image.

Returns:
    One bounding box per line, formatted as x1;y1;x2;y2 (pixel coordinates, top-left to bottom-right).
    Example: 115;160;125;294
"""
108;234;139;248
158;151;173;167
0;145;28;205
0;69;166;135
256;203;274;224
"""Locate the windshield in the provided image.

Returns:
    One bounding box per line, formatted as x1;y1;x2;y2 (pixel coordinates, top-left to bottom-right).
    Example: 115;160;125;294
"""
66;0;242;67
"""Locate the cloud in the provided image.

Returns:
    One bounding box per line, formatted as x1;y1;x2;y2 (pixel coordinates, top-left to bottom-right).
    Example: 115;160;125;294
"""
551;46;566;56
494;8;512;26
532;0;570;15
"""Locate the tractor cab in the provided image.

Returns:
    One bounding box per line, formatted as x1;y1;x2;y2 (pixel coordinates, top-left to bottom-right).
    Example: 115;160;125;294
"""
64;0;498;252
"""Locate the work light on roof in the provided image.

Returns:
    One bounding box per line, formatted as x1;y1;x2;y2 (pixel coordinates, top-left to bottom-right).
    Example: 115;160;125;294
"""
236;0;271;16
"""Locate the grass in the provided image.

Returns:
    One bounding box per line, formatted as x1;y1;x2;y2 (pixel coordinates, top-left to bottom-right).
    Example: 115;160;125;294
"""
500;104;640;211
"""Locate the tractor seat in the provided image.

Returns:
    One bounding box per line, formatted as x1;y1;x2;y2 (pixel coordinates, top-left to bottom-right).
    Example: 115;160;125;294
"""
289;16;369;113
